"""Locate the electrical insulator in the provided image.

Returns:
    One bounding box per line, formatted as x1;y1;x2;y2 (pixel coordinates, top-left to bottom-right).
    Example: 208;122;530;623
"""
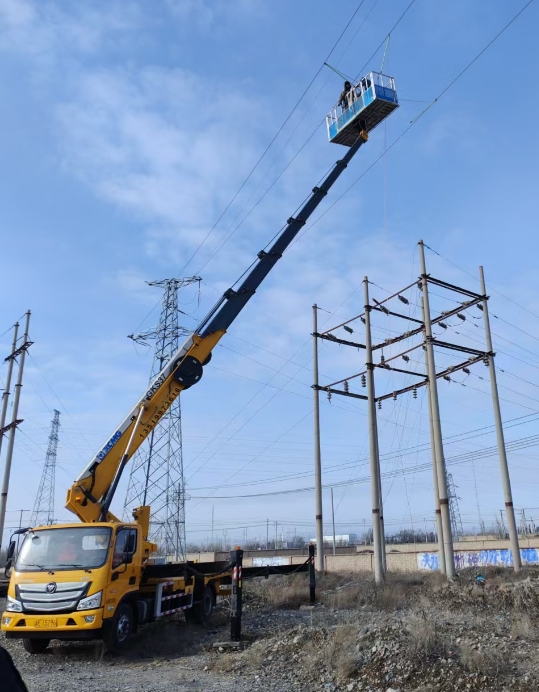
398;295;409;305
378;400;382;409
457;313;466;321
343;325;353;334
463;367;470;375
344;380;349;393
439;322;448;330
361;374;366;387
413;386;417;399
327;390;332;402
483;356;489;366
392;392;397;401
360;316;366;324
402;354;410;362
443;375;451;382
477;304;484;311
380;353;385;364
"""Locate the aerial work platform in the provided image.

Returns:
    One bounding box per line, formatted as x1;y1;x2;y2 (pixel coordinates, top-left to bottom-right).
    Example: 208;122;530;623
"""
326;71;398;146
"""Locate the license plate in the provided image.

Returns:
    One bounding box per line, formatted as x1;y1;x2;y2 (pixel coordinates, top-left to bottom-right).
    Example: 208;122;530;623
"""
34;618;58;628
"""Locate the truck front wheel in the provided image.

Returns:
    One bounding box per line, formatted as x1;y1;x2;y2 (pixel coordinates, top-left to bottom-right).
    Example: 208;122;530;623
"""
103;603;133;652
22;638;50;654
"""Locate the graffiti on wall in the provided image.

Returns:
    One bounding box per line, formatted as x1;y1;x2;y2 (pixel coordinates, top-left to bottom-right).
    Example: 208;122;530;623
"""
417;548;539;571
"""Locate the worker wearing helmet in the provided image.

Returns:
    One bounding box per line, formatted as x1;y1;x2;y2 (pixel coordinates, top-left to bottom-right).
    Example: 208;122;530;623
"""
338;80;353;110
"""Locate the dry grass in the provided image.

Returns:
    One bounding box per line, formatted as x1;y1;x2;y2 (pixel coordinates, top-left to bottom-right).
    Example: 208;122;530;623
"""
511;612;536;640
324;625;360;680
251;574;312;609
406;616;451;662
459;641;510;676
320;572;429;612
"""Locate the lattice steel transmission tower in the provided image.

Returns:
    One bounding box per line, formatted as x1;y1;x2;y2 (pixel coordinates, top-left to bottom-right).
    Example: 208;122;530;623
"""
30;410;60;527
446;472;464;541
123;277;200;560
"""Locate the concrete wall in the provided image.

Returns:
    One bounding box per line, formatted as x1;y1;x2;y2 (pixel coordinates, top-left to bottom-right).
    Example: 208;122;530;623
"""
188;537;539;573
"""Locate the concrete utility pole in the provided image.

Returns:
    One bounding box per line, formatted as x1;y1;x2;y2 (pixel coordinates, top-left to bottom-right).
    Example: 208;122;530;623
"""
375;410;387;572
363;278;384;583
479;266;521;571
422;307;446;575
331;487;336;555
312;305;324;571
0;322;19;461
418;242;455;578
0;311;31;551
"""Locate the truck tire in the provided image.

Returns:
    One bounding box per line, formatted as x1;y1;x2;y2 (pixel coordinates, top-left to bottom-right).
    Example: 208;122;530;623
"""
185;585;215;624
103;603;133;652
22;638;50;654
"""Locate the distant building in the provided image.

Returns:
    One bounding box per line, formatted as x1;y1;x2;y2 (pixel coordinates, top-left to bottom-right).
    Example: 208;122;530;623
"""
309;534;357;546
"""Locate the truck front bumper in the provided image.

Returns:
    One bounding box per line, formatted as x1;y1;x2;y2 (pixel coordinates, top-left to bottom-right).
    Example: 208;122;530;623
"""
1;607;104;639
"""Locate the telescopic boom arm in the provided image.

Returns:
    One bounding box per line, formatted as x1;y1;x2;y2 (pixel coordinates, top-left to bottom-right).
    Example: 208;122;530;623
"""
66;129;369;525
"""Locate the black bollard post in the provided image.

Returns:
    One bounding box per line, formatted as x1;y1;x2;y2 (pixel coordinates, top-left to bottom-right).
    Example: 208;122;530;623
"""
230;546;243;641
308;543;316;604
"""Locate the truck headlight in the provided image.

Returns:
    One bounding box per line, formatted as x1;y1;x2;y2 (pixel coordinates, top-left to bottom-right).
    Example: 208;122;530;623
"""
77;591;102;611
6;596;22;613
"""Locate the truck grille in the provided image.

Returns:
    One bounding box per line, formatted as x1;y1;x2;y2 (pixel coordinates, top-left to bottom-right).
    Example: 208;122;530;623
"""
16;581;91;613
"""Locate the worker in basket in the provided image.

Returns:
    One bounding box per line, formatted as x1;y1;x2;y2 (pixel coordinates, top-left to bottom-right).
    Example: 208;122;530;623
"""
338;80;353;110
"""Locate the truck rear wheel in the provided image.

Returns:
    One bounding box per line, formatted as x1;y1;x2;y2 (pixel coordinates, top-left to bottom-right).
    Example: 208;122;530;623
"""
185;585;215;624
103;603;133;652
22;638;50;654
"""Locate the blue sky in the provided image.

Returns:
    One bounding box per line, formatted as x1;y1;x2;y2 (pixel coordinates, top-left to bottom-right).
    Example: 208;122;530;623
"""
1;0;539;548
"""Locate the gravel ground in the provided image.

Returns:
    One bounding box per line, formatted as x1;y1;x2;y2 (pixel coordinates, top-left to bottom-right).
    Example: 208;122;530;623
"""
3;569;539;692
0;596;348;692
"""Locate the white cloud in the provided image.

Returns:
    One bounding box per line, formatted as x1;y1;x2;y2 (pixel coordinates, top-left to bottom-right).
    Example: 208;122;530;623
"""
55;65;270;262
0;0;139;60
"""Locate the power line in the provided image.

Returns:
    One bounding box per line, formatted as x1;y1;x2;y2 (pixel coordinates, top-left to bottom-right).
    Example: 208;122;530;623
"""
180;1;369;276
290;0;536;248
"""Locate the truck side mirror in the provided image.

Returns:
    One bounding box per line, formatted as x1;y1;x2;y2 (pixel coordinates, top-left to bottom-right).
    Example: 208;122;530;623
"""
6;540;16;560
4;540;16;577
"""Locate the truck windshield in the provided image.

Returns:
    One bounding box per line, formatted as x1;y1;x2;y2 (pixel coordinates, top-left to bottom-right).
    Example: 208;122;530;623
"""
15;527;112;572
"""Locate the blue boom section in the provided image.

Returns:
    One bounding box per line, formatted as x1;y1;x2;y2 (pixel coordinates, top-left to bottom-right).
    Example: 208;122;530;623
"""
198;132;370;337
327;72;398;147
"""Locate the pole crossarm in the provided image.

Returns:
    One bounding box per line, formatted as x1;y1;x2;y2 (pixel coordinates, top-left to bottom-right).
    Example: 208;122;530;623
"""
426;275;484;300
432;297;484;324
368;280;419;308
374;364;425;377
375;354;485;402
313;332;365;349
373;326;423;350
320;312;365;336
4;341;33;362
372;296;483;350
432;338;491;358
0;419;23;435
371;306;423;324
313;385;368;401
324;370;365;388
320;280;418;336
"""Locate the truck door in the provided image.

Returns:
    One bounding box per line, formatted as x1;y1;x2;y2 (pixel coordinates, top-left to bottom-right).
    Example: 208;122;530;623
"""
104;526;138;618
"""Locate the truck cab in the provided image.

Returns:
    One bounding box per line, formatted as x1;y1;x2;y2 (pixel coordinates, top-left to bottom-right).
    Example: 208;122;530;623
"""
2;522;142;652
